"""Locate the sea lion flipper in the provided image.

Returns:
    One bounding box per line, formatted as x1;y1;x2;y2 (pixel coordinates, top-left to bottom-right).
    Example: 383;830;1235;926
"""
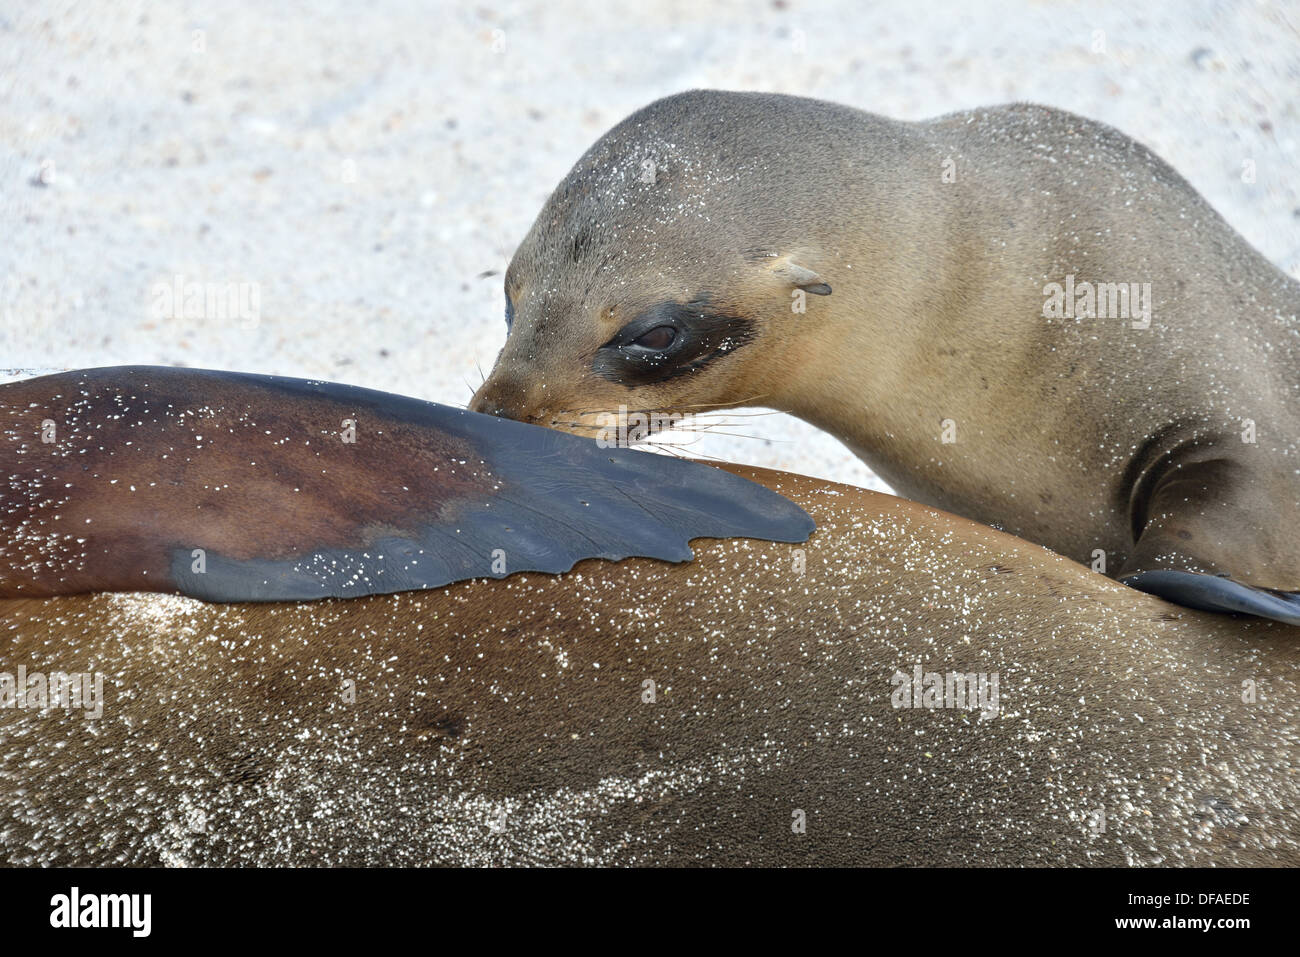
1121;570;1300;626
0;366;814;602
1120;455;1300;624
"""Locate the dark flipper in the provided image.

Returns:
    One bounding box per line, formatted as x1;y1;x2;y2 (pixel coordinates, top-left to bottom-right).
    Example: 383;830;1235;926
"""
0;366;813;601
1120;449;1300;625
1122;570;1300;626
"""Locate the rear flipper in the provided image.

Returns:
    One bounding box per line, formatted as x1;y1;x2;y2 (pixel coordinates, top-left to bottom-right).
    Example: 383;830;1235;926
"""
1121;570;1300;626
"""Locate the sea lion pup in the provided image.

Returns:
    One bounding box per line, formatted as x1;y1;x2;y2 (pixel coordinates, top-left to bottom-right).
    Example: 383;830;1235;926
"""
1;466;1296;866
469;90;1300;625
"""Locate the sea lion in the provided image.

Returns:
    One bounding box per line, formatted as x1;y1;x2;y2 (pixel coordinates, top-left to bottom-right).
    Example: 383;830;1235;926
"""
1;464;1296;866
0;367;811;601
468;90;1300;625
0;367;1294;865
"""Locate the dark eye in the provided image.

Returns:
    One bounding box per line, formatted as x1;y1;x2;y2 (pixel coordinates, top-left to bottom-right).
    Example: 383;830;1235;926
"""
631;325;676;350
504;295;515;331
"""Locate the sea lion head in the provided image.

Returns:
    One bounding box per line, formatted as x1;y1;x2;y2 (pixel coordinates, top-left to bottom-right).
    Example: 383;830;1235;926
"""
469;90;843;440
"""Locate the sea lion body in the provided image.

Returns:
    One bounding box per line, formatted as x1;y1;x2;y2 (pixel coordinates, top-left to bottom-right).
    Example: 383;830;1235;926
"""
470;91;1300;621
2;368;1294;865
3;466;1296;866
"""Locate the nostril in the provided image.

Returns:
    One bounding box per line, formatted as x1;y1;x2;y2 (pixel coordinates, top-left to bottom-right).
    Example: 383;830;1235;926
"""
475;401;523;421
468;392;507;418
468;383;538;423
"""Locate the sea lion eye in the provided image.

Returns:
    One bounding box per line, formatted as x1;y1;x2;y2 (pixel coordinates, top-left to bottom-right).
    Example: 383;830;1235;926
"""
504;295;515;331
593;298;752;385
632;325;676;350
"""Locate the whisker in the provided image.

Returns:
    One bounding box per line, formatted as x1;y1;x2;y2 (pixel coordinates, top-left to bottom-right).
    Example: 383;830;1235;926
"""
669;393;771;410
680;409;781;419
654;445;733;462
670;429;777;442
550;408;780;424
546;413;779;444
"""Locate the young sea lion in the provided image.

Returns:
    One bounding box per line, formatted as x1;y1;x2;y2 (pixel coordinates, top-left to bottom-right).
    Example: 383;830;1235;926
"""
469;90;1300;624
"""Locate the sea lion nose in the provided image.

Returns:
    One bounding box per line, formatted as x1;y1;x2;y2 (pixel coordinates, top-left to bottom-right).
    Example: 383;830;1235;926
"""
469;378;536;422
468;394;509;418
470;397;509;418
468;380;505;417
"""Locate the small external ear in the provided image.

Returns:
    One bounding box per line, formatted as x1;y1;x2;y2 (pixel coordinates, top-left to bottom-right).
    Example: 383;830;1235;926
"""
765;255;832;296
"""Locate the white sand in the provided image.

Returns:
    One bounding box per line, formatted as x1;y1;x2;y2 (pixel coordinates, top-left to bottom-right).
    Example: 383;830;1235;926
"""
2;0;1297;488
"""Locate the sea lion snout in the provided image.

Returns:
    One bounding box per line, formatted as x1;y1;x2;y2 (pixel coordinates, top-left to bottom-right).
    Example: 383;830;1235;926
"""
468;376;544;424
469;374;618;437
474;273;826;438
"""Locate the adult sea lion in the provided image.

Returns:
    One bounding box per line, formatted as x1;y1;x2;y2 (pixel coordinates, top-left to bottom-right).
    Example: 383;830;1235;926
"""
0;372;1294;864
468;90;1300;625
1;520;1296;867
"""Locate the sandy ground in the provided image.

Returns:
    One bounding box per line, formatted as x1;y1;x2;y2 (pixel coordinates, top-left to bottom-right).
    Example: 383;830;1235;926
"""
2;0;1298;488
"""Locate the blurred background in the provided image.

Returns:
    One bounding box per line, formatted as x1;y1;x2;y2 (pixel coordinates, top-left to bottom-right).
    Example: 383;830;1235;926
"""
2;0;1297;487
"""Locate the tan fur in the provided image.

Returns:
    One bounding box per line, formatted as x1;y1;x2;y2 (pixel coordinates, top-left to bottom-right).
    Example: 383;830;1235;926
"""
471;91;1300;591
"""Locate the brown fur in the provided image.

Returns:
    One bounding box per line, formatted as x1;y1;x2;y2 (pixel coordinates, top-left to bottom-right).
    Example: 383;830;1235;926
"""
2;465;1295;865
0;368;476;595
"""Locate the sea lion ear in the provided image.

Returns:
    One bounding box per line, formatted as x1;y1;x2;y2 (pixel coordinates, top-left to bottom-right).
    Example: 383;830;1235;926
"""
766;256;832;296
